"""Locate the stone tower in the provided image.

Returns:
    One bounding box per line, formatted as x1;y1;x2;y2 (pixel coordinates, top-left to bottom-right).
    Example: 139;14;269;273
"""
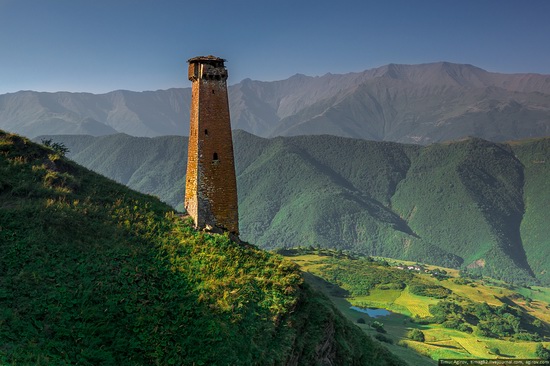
184;55;239;235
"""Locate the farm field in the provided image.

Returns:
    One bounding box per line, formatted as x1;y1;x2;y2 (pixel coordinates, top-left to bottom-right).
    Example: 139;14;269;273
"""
393;287;437;318
285;251;550;363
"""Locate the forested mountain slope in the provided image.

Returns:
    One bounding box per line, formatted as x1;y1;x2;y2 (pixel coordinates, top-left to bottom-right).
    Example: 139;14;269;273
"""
42;132;550;285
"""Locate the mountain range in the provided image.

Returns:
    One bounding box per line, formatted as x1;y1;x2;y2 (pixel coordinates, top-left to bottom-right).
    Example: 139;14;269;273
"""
42;132;550;286
4;62;550;143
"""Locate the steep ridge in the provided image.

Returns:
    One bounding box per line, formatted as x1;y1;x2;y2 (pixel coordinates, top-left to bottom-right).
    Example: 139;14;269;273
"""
40;132;550;285
3;62;550;143
0;130;404;365
391;138;534;283
511;138;550;284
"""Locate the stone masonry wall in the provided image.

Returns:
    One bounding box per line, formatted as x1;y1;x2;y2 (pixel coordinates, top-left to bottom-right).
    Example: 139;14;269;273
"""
184;58;239;234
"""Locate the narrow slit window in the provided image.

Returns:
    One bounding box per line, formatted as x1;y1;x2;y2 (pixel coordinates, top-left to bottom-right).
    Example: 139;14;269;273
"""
213;152;219;161
204;129;208;135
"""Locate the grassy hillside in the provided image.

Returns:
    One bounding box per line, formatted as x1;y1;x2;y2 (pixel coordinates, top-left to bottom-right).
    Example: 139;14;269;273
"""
40;132;550;285
284;249;550;362
0;130;404;365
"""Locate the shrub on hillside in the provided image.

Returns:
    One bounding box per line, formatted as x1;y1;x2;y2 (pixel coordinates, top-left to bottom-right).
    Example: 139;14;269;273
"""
428;300;462;324
374;334;393;344
514;332;541;342
41;138;69;156
409;282;451;298
442;319;462;329
408;329;425;342
371;321;386;333
536;344;550;360
457;323;473;333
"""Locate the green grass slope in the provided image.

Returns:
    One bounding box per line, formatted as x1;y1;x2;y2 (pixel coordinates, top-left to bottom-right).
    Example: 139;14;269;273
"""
40;132;550;285
0;130;403;365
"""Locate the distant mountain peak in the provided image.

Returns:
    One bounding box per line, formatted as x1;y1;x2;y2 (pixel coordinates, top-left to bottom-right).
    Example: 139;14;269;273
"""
1;62;549;143
382;63;401;79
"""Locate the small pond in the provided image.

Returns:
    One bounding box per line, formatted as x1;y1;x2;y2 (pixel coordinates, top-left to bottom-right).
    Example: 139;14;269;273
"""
350;306;391;318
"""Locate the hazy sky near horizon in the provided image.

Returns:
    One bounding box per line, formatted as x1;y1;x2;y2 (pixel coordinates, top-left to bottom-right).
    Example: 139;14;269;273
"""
1;0;549;94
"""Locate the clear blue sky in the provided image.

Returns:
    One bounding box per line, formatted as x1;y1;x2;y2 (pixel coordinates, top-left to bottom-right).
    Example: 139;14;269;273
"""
1;0;549;94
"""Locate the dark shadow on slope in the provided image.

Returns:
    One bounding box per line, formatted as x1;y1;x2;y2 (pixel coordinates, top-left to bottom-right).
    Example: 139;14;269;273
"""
456;140;536;281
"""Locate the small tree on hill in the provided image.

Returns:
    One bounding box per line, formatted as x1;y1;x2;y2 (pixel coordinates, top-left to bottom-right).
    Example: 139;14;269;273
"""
536;343;550;360
408;329;425;342
371;321;386;333
41;138;69;156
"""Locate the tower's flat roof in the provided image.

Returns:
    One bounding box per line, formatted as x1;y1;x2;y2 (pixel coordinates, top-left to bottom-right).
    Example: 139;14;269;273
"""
188;55;226;63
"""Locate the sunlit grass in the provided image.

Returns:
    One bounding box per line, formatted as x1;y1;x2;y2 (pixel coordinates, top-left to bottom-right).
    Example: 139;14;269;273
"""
394;287;437;318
